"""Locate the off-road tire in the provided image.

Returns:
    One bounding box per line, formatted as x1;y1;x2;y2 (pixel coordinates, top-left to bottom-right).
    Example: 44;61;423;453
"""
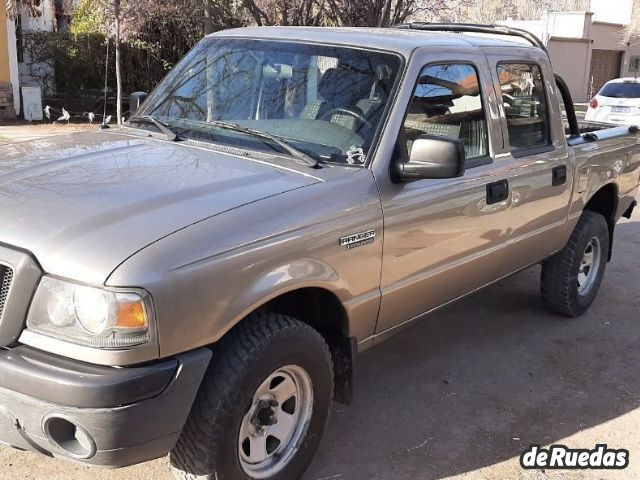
170;312;333;480
541;210;610;317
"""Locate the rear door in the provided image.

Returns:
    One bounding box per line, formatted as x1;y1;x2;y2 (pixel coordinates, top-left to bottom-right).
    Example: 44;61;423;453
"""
484;48;573;274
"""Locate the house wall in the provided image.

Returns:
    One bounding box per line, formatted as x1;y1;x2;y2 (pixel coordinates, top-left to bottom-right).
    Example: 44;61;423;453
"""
500;11;640;102
542;11;592;39
547;38;591;101
0;7;10;83
0;6;19;117
18;0;58;97
586;23;640;97
589;21;640;77
7;18;19;114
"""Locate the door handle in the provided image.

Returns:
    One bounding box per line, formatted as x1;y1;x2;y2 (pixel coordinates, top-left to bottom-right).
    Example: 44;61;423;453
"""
552;165;567;186
486;180;509;205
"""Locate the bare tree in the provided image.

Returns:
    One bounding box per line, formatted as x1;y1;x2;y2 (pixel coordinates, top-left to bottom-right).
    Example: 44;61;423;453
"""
242;0;325;26
626;0;640;39
323;0;418;27
113;0;122;125
203;0;215;34
466;0;589;24
241;0;463;27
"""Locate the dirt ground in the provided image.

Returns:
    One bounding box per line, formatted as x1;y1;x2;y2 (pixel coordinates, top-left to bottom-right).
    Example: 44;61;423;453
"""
0;122;95;144
0;127;639;479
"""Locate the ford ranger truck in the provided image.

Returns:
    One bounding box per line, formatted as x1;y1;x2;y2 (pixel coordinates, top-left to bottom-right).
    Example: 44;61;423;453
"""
0;23;638;480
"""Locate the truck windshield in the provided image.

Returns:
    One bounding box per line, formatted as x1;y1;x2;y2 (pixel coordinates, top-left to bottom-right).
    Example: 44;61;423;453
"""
599;82;640;98
136;38;402;166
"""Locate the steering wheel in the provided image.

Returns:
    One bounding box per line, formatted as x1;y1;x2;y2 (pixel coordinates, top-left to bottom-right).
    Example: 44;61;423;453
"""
321;107;372;128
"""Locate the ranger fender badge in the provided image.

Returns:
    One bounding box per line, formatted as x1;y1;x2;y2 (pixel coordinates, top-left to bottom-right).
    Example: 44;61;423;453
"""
340;229;375;249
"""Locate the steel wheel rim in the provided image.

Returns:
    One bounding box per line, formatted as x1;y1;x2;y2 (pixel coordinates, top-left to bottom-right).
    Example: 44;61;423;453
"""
238;365;314;479
577;236;601;296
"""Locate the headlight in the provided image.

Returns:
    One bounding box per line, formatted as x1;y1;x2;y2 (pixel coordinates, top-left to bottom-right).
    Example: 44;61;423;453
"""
27;276;152;349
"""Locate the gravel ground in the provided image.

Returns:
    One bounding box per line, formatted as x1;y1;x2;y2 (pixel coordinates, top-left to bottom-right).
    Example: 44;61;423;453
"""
0;125;639;479
0;123;94;144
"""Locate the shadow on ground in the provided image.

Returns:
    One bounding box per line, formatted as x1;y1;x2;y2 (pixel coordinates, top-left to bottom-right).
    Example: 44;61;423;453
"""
304;218;640;480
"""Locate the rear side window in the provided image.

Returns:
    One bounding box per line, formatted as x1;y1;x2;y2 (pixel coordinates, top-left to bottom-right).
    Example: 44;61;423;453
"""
497;63;550;151
404;63;488;161
600;82;640;98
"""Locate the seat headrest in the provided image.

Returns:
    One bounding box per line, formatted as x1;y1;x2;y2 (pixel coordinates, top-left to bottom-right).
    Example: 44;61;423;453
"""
318;68;346;101
375;64;392;82
318;67;378;106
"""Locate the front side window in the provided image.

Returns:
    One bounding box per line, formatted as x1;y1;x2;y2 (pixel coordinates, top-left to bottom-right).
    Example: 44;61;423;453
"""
497;63;550;151
136;38;402;166
403;63;488;160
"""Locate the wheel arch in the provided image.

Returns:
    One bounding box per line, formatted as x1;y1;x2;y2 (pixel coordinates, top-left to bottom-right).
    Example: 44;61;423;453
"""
241;286;356;405
259;287;355;405
584;182;618;260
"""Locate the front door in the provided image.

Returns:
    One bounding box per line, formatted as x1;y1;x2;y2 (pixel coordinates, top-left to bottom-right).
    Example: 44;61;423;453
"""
372;49;513;336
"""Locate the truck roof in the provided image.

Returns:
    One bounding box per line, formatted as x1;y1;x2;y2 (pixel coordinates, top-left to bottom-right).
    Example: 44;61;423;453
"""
211;26;537;56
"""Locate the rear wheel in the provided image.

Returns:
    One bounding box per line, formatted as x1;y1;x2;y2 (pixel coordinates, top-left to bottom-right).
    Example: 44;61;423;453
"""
541;211;610;317
170;313;333;480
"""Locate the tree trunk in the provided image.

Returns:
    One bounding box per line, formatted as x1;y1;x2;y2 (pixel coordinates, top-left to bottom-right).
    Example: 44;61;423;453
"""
203;0;215;34
114;0;122;125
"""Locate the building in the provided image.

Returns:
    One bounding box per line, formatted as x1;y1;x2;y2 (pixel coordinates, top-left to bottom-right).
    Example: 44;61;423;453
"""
17;0;59;99
1;0;71;120
0;1;20;119
499;0;640;102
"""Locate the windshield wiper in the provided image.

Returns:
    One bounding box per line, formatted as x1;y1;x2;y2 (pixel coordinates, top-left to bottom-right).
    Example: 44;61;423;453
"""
129;115;181;141
205;120;319;168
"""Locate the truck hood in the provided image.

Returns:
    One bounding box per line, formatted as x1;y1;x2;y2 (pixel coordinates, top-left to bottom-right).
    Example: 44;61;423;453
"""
0;131;320;284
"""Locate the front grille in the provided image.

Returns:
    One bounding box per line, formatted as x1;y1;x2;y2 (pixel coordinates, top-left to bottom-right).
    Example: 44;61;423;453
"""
0;265;14;323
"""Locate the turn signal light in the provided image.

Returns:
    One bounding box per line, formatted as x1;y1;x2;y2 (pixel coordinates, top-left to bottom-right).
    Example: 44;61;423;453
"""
116;299;148;329
589;98;599;109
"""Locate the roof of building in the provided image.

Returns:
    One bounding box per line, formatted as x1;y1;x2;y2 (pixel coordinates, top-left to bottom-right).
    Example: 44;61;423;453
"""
210;26;536;56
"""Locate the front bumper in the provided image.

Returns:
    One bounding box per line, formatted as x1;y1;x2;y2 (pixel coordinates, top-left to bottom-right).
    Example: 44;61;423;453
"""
0;346;211;468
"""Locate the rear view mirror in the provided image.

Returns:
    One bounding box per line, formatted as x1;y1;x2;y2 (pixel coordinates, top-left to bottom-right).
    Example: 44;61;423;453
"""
393;135;466;182
263;64;293;80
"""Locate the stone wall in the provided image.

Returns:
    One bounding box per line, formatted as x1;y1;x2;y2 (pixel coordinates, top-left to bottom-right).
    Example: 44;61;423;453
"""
0;83;15;120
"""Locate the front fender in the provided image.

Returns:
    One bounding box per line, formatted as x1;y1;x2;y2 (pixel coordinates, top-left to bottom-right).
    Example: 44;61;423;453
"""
107;169;384;359
218;259;345;337
238;258;339;300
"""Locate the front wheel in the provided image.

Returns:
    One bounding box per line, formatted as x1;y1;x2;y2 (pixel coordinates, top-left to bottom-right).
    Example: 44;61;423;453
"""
541;211;610;317
170;313;333;480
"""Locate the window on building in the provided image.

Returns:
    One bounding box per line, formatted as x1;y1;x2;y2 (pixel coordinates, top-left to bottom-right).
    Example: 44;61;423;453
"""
403;63;488;161
497;63;550;151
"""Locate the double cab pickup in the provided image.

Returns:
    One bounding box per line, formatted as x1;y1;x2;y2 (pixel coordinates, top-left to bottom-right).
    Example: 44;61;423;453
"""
0;23;638;480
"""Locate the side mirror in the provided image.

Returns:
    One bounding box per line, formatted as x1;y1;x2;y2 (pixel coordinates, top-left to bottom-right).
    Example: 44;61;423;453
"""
129;91;148;114
393;135;466;182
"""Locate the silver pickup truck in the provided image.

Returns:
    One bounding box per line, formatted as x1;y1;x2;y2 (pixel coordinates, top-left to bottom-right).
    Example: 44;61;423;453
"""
0;23;638;480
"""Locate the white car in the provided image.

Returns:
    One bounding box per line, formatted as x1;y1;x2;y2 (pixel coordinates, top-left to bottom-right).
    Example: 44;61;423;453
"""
585;77;640;125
